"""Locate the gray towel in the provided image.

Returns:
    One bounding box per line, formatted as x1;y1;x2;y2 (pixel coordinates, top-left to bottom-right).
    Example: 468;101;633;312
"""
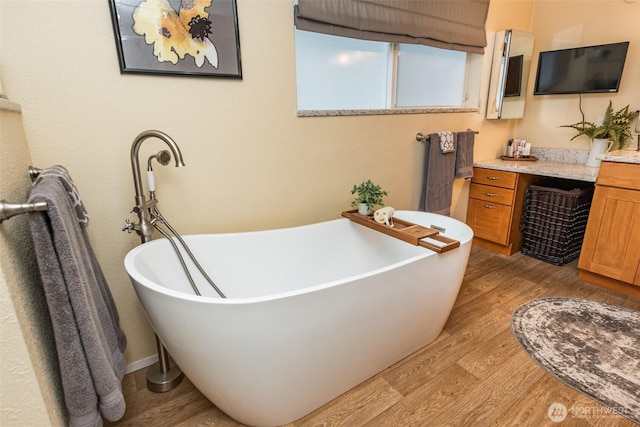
33;165;90;227
28;170;127;427
455;131;475;179
419;133;456;216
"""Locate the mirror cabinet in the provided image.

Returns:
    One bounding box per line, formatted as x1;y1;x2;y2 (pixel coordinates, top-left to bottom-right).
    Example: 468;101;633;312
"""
486;29;535;120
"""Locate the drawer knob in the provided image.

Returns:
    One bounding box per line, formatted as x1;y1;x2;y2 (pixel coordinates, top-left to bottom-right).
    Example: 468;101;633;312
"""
480;204;497;209
482;192;499;197
485;176;500;181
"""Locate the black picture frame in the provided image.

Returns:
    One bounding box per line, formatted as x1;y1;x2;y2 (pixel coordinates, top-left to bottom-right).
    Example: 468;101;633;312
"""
109;0;242;78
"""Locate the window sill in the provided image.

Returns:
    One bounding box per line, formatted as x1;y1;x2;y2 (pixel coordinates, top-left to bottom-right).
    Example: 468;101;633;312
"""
297;107;480;117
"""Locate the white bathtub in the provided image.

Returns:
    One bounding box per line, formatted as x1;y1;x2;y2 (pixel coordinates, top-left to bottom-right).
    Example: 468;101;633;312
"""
124;210;473;427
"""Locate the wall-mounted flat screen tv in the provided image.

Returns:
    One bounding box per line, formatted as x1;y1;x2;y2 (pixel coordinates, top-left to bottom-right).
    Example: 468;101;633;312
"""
533;41;629;95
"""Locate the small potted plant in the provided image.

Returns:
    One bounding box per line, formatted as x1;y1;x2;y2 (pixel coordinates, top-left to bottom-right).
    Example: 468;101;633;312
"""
561;100;639;150
351;180;389;215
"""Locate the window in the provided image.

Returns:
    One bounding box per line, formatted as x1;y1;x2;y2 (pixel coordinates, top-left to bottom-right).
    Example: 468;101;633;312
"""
294;30;482;114
396;44;467;108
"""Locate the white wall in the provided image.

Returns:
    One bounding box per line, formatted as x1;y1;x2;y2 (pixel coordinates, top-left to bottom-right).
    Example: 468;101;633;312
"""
0;102;65;426
518;0;640;150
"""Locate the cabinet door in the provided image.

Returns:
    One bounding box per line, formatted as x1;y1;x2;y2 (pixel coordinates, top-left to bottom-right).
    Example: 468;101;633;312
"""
579;186;640;284
466;198;512;245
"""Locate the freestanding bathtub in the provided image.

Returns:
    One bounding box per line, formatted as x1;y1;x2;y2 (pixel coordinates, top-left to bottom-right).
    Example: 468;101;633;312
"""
124;210;473;426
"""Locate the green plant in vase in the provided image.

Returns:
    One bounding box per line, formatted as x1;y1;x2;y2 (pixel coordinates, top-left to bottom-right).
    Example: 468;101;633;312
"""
351;180;388;215
561;100;639;149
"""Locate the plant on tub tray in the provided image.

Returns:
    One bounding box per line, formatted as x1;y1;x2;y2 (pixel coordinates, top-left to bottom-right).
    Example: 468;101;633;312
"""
351;180;388;216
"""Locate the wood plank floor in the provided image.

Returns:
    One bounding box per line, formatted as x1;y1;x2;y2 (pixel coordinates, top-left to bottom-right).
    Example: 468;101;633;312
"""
106;246;640;427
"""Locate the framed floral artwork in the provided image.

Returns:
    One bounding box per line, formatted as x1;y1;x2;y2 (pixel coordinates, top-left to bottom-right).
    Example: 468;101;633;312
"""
109;0;242;78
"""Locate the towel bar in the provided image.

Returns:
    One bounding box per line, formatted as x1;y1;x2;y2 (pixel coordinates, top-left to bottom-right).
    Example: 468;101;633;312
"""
416;129;479;142
0;166;47;223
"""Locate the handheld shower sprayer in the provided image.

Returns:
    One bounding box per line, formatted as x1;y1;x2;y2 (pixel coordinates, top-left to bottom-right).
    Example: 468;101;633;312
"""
148;150;172;169
146;150;172;195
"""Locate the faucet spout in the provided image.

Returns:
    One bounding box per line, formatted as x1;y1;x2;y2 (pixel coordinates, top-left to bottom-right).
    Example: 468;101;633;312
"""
129;130;185;242
131;130;185;203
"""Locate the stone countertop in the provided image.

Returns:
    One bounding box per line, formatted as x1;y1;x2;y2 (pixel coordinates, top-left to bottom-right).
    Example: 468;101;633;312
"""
473;157;600;182
599;149;640;164
473;147;640;182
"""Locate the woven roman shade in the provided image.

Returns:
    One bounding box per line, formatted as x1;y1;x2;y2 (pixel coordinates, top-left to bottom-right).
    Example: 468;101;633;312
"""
294;0;490;53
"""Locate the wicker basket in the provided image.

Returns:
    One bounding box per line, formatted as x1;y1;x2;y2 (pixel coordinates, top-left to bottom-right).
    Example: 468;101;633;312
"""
520;179;594;265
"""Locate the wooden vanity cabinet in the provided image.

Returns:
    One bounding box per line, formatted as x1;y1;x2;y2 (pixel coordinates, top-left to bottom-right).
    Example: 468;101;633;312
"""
578;161;640;298
466;167;541;256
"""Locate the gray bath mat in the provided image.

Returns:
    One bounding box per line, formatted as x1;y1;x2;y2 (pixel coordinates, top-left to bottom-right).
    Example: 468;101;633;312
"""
511;297;640;424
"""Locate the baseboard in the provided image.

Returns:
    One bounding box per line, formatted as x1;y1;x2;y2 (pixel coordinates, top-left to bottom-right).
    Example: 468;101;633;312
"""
125;354;159;374
578;269;640;299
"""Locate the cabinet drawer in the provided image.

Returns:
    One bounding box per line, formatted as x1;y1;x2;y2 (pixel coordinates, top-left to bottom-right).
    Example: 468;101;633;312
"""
469;183;515;205
466;198;512;245
597;162;640;191
472;168;517;189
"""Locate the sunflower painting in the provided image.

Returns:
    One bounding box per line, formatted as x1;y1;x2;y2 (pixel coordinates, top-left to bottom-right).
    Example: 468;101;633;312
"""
109;0;242;78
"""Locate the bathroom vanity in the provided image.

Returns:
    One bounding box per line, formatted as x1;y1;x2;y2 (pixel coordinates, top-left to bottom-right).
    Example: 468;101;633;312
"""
468;149;640;297
578;157;640;298
467;153;598;256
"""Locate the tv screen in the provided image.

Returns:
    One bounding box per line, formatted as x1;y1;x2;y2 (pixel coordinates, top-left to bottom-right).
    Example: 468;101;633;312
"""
504;55;523;97
533;41;629;95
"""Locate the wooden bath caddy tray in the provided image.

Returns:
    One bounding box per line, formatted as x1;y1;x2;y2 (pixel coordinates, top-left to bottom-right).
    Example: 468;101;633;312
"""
342;210;460;253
